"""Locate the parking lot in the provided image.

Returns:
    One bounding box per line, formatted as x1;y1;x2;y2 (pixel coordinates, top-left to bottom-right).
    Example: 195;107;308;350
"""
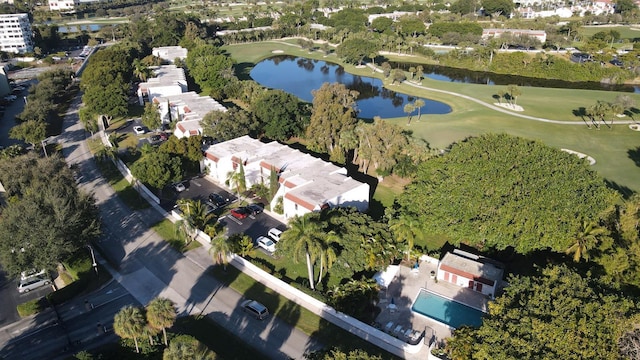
163;176;286;254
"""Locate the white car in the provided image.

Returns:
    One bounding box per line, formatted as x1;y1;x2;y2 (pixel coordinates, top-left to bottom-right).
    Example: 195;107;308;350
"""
18;277;50;293
257;236;276;253
173;182;186;192
133;126;146;135
267;228;283;242
21;269;46;280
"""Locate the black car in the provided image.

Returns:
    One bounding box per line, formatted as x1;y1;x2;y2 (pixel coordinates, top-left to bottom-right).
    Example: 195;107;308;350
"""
208;193;228;207
247;203;264;215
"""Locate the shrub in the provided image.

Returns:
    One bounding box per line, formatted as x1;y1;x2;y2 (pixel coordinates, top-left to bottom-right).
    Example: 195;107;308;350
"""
17;298;43;317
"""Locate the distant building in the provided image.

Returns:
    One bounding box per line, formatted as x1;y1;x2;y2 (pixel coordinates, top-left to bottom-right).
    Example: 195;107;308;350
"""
0;14;33;54
48;0;77;11
152;91;226;138
482;28;547;44
152;46;188;64
137;65;188;105
368;11;419;23
437;249;504;298
204;135;370;220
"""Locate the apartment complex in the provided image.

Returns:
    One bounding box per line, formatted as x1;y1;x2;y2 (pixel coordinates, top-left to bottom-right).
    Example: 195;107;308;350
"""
0;14;33;54
152;92;226;138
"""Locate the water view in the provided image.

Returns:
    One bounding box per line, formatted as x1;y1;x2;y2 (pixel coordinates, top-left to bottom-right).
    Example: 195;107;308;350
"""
250;56;452;119
57;24;102;33
412;289;485;329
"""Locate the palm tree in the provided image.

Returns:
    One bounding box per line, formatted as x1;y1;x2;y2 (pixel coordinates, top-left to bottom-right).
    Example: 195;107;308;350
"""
133;58;152;82
404;103;416;125
113;305;146;353
163;335;215;360
389;214;424;261
280;215;323;290
316;232;339;284
565;220;608;262
226;162;246;198
415;65;423;82
414;99;426;120
507;84;522;107
146;297;176;346
176;199;215;244
209;235;232;270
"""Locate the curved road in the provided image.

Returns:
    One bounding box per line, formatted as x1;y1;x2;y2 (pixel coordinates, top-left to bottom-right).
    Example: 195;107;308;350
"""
60;92;323;359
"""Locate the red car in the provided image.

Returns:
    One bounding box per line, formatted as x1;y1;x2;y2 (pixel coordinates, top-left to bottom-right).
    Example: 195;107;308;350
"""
230;207;251;219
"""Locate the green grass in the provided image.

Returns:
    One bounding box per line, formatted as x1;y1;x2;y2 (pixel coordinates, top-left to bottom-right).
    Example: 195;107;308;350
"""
17;298;44;317
578;25;640;40
223;41;640;195
209;266;400;359
151;219;202;252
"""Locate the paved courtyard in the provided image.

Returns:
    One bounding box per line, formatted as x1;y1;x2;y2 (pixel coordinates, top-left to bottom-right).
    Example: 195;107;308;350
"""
374;259;492;346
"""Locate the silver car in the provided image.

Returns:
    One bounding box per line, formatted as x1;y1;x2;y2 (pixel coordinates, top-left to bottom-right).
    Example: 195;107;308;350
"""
18;277;51;293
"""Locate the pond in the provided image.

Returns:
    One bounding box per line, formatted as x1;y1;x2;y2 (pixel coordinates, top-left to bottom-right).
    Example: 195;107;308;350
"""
250;56;452;119
390;61;640;93
57;24;102;33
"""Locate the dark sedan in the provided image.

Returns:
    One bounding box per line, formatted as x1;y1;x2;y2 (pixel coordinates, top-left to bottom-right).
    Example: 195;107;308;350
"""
247;203;264;215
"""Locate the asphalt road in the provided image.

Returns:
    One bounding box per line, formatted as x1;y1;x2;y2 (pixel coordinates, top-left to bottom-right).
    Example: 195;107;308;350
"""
0;79;33;148
0;280;138;360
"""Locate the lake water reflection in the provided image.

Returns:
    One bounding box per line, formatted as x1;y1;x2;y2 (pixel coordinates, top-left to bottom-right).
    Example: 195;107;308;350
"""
250;56;452;119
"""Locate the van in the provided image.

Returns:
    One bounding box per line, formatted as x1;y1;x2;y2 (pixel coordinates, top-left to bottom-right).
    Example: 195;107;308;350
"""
241;299;269;320
18;277;50;293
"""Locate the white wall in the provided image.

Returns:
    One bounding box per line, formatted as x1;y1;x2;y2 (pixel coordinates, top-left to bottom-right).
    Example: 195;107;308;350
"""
327;182;370;212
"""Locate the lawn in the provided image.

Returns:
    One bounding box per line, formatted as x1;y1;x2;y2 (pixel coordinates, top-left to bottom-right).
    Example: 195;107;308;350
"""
223;41;640;195
151;219;202;252
578;25;640;41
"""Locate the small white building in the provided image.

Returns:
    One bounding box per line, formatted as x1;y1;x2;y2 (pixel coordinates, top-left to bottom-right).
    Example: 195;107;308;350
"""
482;28;547;44
49;0;77;11
203;136;370;220
0;14;33;54
152;92;226;138
437;250;504;298
152;46;188;64
137;65;188;105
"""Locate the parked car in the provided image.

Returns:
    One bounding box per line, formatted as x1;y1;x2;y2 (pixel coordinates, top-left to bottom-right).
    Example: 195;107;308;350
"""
158;133;169;141
268;228;283;242
208;193;228;207
230;207;251;219
18;276;51;293
257;236;276;252
241;299;269;320
173;182;186;192
247;203;264;215
20;269;46;280
133;126;146;135
149;134;161;143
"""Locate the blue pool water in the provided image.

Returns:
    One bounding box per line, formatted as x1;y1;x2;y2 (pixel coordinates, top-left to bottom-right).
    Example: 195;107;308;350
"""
411;289;484;328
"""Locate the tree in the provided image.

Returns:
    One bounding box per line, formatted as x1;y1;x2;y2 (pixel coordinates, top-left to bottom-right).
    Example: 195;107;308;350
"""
336;38;378;66
175;199;215;243
9;120;47;148
395;134;619;254
209;235;232;270
163;335;215;360
113;305;147;353
278;214;324;290
0;154;101;276
391;68;406;85
306;83;359;162
403;103;415;125
414;99;426;120
186;44;235;97
306;347;382;360
415;65;424;82
451;265;638;359
506;84;521;106
326;278;380;321
389;214;424;261
201;108;254;141
141;102;162;132
370;17;393;33
565;220;608;262
226;162;246;197
130;151;183;191
615;0;637;13
146;297;176;346
481;0;513;16
251;89;306;141
133;58;152;82
396;16;426;37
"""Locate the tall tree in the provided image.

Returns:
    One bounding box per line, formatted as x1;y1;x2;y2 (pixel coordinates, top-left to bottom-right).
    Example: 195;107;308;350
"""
185;44;235;98
565;220;608;262
306;83;359;162
209;235;232;270
226;162;246;197
146;297;176;346
278;214;324;290
336;38;378;66
9;120;47;148
141;102;162;132
163;335;215;360
251;89;306;141
414;99;426;120
130;151;183;191
389;214;424;261
113;306;147;353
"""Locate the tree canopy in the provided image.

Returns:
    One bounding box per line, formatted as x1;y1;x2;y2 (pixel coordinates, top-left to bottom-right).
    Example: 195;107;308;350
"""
251;89;307;141
395;134;619;254
447;265;639;359
0;154;101;276
185;44;235;98
336;38;378;65
130;151;183;190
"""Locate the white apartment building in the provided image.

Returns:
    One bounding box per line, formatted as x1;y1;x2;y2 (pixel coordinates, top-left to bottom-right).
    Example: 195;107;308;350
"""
152;92;226;138
152;46;188;64
137;65;188;105
204;136;370;220
0;14;33;54
48;0;77;11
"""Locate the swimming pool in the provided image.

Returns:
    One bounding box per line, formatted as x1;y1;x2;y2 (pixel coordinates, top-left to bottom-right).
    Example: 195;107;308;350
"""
411;289;485;329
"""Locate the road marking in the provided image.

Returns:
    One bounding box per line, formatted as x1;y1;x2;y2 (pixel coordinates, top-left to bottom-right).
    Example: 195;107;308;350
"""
191;180;202;187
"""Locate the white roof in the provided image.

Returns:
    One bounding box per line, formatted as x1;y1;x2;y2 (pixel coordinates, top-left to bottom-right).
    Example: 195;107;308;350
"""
138;65;186;91
152;46;188;62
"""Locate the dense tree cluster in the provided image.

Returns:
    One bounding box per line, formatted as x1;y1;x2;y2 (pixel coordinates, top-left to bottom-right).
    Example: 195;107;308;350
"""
396;134;619;254
446;265;639;359
0;154;100;276
185;44;235;98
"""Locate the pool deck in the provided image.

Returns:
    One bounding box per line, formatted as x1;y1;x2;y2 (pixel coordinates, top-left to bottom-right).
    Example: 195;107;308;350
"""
374;260;492;346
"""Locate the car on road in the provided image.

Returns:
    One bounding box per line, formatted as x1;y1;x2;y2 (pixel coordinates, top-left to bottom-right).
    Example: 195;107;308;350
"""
173;182;186;192
247;203;264;215
133;126;146;135
268;228;283;242
20;269;46;280
257;236;276;252
149;134;161;143
18;277;51;293
208;193;228;207
230;207;251;219
241;299;269;320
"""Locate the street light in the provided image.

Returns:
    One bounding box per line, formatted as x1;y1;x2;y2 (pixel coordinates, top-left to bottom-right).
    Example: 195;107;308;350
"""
41;136;56;158
86;244;98;277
